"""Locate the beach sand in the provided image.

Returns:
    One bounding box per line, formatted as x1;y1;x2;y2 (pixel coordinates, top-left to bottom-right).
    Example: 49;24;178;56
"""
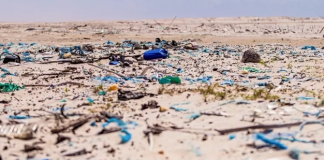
0;17;324;160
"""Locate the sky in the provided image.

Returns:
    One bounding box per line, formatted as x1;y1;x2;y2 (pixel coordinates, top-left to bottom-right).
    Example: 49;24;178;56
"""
0;0;323;22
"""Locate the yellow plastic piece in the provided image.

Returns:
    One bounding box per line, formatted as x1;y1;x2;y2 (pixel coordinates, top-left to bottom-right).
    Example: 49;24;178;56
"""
159;106;168;112
242;70;249;74
108;85;118;91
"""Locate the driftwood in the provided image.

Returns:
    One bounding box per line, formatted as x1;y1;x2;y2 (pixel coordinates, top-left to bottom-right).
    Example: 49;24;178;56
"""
97;127;122;135
51;115;93;133
56;135;71;144
216;121;322;135
38;59;88;64
64;149;88;157
100;111;123;119
31;72;79;80
146;123;212;135
88;63;126;78
24;81;91;87
145;121;322;136
320;26;324;33
60;104;68;119
70;75;87;80
23;145;43;153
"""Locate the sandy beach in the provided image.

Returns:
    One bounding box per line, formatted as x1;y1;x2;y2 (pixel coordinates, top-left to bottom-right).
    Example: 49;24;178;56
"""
0;17;324;160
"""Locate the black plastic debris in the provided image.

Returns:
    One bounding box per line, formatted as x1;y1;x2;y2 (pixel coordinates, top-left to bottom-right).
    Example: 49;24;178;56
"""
118;90;146;101
0;52;21;64
141;100;160;110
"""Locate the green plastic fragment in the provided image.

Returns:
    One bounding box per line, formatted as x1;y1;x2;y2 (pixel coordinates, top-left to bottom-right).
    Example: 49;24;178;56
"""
99;91;107;96
240;67;260;73
0;82;25;92
159;76;181;84
61;99;67;102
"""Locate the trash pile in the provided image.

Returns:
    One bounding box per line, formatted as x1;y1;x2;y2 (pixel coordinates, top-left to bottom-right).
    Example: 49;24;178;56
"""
0;39;324;160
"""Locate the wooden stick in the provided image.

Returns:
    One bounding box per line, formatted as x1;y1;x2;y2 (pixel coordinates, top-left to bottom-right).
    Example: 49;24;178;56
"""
97;127;121;135
88;63;126;78
24;81;91;87
216;121;322;135
167;16;177;29
320;26;324;33
51;115;93;133
154;20;164;29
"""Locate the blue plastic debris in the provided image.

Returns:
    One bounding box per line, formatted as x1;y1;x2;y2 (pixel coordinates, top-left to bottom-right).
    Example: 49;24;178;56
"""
101;76;120;83
229;134;236;140
171;107;188;112
22;53;30;56
52;107;70;112
257;76;271;80
301;45;316;50
221;79;234;86
102;118;127;128
197;76;212;84
190;144;202;157
202;48;210;53
297;96;315;100
120;129;132;143
143;48;169;60
282;77;291;82
278;67;288;72
109;61;119;65
9;115;31;119
87;97;94;103
71;45;85;56
99;91;107;96
257;82;267;86
289;148;300;160
90;122;96;126
189;113;201;120
107;40;115;45
170;102;190;112
255;133;287;150
222;71;227;75
236;101;251;105
1;67;16;78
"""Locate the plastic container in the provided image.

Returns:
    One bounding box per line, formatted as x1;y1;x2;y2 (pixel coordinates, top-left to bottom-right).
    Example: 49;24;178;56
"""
159;76;181;84
143;49;169;60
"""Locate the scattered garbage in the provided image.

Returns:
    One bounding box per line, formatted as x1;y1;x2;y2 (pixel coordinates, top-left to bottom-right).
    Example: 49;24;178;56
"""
301;45;316;50
0;82;24;92
159;76;181;84
0;24;324;159
143;48;169;60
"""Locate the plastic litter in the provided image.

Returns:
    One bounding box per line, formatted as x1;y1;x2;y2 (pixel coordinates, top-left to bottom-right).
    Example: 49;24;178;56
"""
99;91;107;96
143;48;169;60
0;82;24;92
301;46;316;50
297;96;315;100
109;61;119;65
229;134;236;140
120;129;132;143
1;35;324;159
9;115;31;119
255;133;287;150
159;76;181;84
87;97;94;103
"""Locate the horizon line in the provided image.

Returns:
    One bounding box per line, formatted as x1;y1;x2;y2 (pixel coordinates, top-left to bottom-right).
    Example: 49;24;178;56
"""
1;16;324;24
